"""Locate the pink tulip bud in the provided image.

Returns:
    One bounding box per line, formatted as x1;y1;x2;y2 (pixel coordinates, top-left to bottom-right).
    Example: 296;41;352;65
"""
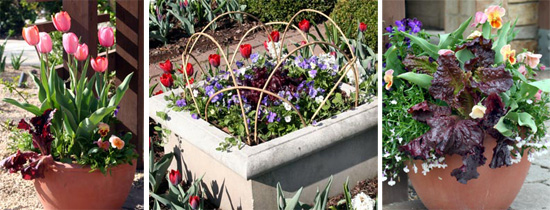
74;43;89;61
98;27;114;48
91;56;108;73
62;32;79;54
52;11;71;32
37;32;52;54
22;25;40;46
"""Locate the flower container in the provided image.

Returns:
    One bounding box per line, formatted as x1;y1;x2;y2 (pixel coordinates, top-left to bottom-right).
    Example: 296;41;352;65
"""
150;93;377;209
407;135;531;209
34;160;137;210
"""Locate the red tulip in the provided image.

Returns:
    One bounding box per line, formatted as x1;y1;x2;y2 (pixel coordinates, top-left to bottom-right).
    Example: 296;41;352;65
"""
239;44;252;59
263;41;269;51
160;73;173;87
22;25;39;46
183;0;189;7
269;30;280;42
91;56;108;73
168;169;181;185
189;195;200;210
154;90;164;95
179;63;194;76
62;32;79;54
359;22;367;32
37;32;52;54
159;59;172;73
298;19;310;33
187;78;194;85
52;11;71;32
209;54;220;67
98;27;114;48
300;41;307;46
74;43;89;61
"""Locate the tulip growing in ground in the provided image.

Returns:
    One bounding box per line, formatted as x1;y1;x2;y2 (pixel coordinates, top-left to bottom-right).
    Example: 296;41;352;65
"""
37;32;53;54
168;169;182;185
22;26;39;46
62;32;79;54
91;56;108;73
209;54;221;67
159;59;172;73
98;27;115;48
269;30;280;42
298;19;310;33
359;22;367;32
74;43;89;61
179;63;193;76
52;11;71;32
240;44;252;59
189;195;200;209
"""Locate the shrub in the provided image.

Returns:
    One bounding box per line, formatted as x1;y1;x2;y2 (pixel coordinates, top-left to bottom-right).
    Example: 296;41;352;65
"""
0;0;37;36
242;0;337;28
330;0;377;50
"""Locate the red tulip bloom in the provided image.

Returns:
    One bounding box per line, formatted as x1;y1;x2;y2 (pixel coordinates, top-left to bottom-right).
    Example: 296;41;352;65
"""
239;44;252;59
179;63;194;76
91;56;108;73
298;19;310;33
154;90;164;95
159;59;172;73
209;54;220;67
263;41;269;51
189;195;200;210
269;30;280;42
187;78;194;85
359;22;367;32
160;73;173;87
168;169;181;185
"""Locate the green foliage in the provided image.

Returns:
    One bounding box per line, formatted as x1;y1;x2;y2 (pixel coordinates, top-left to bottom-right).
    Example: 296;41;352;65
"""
149;150;174;193
277;176;332;210
10;50;26;71
0;31;10;74
242;0;336;29
329;0;377;50
0;0;37;36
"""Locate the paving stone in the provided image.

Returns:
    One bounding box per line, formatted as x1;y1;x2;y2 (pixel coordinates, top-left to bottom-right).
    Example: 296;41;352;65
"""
525;164;550;183
532;153;550;169
511;183;550;209
383;199;426;210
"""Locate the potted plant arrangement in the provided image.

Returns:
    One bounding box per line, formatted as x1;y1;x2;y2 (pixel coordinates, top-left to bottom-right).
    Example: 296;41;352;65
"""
1;11;138;209
382;5;550;209
150;10;378;209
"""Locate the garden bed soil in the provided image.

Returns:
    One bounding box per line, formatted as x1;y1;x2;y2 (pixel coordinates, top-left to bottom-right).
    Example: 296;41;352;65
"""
150;20;262;64
327;177;378;208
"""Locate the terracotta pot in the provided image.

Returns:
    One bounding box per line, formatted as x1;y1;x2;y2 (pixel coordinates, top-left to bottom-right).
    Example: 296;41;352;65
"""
408;135;531;209
33;160;136;210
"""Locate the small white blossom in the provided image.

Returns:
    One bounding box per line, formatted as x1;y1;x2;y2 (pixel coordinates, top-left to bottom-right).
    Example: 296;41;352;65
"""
351;192;376;210
395;155;401;162
193;89;199;97
526;99;533;104
413;164;418;173
315;95;324;104
403;166;410;173
284;115;291;122
283;102;292;111
388;179;396;186
391;100;397;105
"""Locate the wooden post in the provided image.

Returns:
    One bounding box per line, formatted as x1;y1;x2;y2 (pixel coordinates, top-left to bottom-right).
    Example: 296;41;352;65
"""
382;0;405;52
115;0;145;169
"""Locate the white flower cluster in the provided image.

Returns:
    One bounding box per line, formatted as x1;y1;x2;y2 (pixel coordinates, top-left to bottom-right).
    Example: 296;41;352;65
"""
351;192;376;210
265;41;282;58
345;59;366;85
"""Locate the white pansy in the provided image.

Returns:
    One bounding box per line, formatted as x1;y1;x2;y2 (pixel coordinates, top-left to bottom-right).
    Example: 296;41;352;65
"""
193;89;199;97
391;100;397;105
315;95;324;104
283;102;292;111
527;99;533;104
284;115;291;122
469;104;487;119
351;192;376;210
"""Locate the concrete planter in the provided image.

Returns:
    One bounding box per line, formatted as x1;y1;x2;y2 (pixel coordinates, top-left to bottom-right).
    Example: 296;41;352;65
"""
150;90;378;209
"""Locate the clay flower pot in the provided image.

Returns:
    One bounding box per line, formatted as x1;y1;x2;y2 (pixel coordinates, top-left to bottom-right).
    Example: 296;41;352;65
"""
407;135;531;209
33;160;136;209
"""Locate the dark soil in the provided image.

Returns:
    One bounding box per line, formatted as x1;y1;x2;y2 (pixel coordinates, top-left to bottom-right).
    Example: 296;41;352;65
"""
327;177;378;209
149;17;265;64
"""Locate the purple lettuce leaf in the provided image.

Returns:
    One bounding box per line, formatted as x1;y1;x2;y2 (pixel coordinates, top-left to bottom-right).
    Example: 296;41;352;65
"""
17;109;56;155
473;65;513;95
455;36;495;71
402;54;438;75
0;150;52;180
450;146;486;184
487;128;513;169
481;93;507;129
408;101;452;123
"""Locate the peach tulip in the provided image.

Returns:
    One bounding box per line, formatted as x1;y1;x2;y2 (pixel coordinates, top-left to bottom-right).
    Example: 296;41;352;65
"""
98;27;114;48
52;11;71;32
62;32;79;54
22;25;39;46
74;43;89;61
91;56;108;73
37;32;52;54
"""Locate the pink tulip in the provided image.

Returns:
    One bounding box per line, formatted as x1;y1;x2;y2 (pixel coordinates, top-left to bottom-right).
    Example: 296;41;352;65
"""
22;25;40;46
98;27;114;48
535;90;543;102
52;11;71;32
74;43;89;61
37;32;52;54
91;56;108;73
62;32;79;54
